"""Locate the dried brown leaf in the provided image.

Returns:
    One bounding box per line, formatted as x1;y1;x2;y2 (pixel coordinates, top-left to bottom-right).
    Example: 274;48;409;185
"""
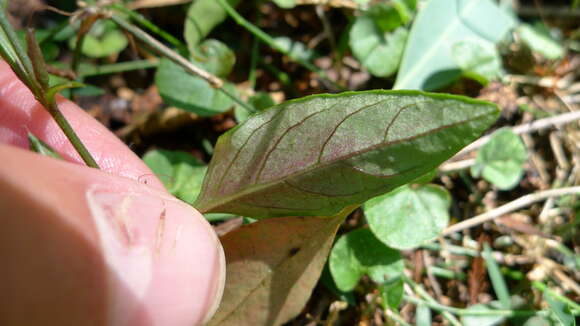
208;215;345;326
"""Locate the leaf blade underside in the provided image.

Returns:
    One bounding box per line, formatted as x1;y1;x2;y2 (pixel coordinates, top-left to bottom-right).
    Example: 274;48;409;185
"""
195;90;498;218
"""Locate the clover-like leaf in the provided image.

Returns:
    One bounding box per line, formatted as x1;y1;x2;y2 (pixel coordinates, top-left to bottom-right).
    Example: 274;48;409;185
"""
184;0;240;51
364;184;451;250
155;58;238;116
350;6;408;78
329;228;404;292
191;39;236;77
195;90;498;218
471;128;527;190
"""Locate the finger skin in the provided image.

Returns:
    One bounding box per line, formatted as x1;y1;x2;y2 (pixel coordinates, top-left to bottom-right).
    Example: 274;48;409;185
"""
0;145;225;326
0;61;164;190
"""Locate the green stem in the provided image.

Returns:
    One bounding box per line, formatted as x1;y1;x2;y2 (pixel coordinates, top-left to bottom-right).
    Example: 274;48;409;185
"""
46;99;100;169
532;281;580;313
384;309;412;326
79;59;159;77
404;296;550;318
215;0;345;91
109;3;187;52
404;276;462;326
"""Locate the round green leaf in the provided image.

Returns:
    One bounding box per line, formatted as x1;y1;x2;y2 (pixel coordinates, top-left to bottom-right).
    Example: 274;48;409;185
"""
155;58;238;117
69;21;128;59
364;184;451;250
349;16;408;77
471;128;528;190
191;39;236;77
329;228;403;292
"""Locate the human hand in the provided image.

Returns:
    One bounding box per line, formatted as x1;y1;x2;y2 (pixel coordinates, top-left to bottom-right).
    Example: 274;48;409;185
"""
0;61;225;326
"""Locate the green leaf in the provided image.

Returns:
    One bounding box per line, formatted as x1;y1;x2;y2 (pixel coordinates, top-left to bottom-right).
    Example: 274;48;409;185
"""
364;184;451;250
272;0;296;9
329;228;403;292
471;128;527;190
349;2;410;78
517;23;565;60
195;90;498;218
350;19;408;77
545;292;576;326
142;149;207;205
378;278;404;310
45;81;85;104
453;39;503;85
27;132;63;160
191;39;236;77
155;58;238;117
394;0;515;90
462;304;506;326
320;263;357;306
367;3;407;32
208;215;344;325
184;0;240;51
69;21;128;58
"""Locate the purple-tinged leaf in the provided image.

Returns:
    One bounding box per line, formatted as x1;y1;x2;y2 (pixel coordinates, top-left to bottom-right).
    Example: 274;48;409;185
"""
195;90;498;218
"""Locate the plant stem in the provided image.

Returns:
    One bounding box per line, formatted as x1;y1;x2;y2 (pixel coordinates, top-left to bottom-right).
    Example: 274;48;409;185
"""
110;3;187;52
111;14;223;88
46;99;100;169
532;281;580;313
443;186;580;235
215;0;345;91
72;14;100;74
79;59;159;77
404;277;462;326
404;296;550;318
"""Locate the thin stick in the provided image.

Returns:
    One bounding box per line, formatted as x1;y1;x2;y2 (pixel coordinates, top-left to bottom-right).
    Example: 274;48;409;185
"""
453;110;580;159
442;186;580;236
439;158;476;173
215;0;345;91
110;3;186;51
110;14;223;88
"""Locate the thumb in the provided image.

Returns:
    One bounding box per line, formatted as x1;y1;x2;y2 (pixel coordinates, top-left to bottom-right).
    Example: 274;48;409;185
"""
0;144;225;326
